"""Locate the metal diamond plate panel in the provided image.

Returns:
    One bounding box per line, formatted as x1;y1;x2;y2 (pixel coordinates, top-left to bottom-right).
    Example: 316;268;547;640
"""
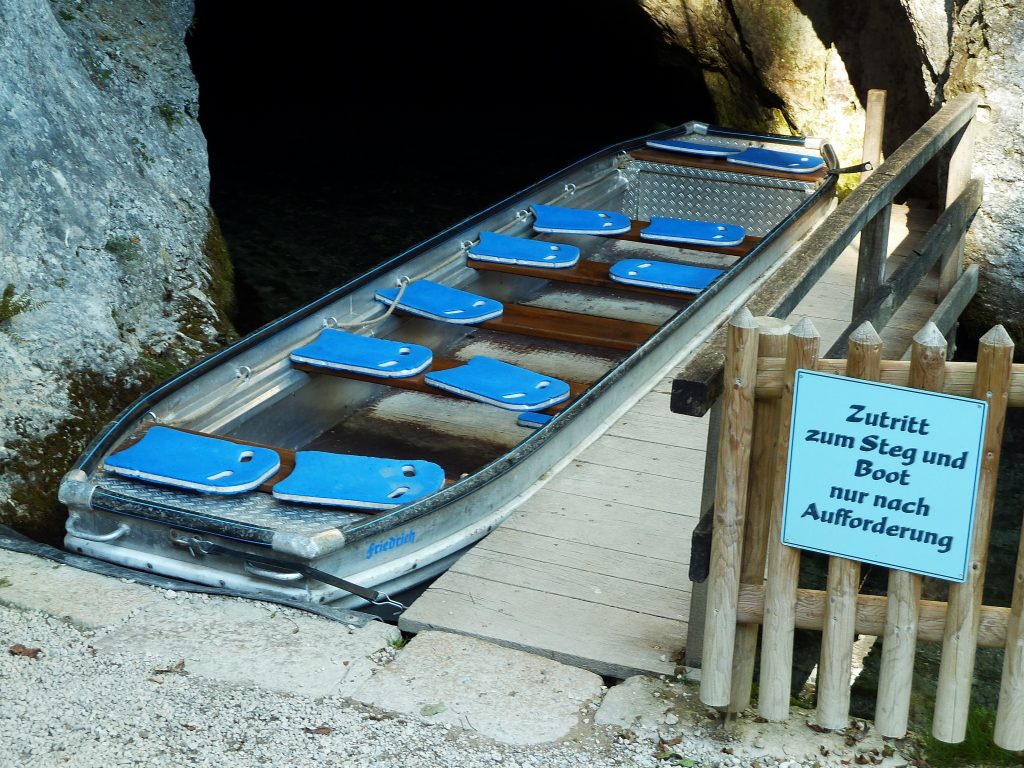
622;161;816;236
97;474;362;537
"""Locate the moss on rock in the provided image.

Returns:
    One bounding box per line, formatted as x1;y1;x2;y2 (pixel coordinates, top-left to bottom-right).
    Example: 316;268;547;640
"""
1;370;151;544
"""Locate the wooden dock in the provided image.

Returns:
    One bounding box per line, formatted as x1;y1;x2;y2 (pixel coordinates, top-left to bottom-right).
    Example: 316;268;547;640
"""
400;203;940;679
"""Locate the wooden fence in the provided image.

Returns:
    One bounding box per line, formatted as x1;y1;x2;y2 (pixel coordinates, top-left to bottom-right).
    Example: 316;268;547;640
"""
699;311;1024;747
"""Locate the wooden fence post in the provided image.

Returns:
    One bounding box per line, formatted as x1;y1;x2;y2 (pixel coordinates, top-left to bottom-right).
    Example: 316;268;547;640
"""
933;325;1014;742
995;478;1024;747
730;318;790;712
816;322;882;729
853;89;890;317
939;114;977;302
860;89;887;183
759;317;820;720
876;323;947;737
701;308;760;707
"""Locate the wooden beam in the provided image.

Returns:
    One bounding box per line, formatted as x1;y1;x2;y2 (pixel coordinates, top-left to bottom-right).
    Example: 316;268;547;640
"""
828;178;983;358
758;319;820;721
754;358;1024;406
613;220;761;258
876;324;946;738
926;264;979;337
736;583;1010;648
934;325;1014;743
479;304;660;351
700;309;759;707
860;89;888;182
816;323;881;729
939;117;977;299
729;318;789;712
852;204;891;316
853;90;890;316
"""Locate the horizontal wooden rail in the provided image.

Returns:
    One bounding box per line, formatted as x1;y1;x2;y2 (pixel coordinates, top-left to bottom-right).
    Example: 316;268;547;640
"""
753;357;1024;405
736;583;1009;649
614;221;760;257
828;178;983;358
670;93;980;417
479;304;659;351
926;264;979;337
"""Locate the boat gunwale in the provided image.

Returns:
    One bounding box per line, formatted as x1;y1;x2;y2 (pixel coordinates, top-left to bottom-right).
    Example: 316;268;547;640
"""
70;124;837;549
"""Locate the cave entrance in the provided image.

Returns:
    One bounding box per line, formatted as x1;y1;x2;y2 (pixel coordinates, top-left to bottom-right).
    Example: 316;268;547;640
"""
186;1;713;332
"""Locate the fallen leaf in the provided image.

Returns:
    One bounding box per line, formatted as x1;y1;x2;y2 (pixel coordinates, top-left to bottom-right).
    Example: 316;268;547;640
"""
152;659;188;676
420;702;447;717
659;737;683;747
303;725;332;736
8;644;40;659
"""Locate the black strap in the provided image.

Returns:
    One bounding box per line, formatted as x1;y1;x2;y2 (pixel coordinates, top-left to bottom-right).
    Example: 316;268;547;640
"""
828;161;874;175
198;540;383;603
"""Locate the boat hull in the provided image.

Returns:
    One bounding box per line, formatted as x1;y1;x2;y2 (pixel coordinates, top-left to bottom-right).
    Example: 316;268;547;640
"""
62;123;836;607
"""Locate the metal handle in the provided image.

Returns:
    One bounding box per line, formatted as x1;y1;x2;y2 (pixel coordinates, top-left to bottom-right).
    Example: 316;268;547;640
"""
65;514;130;543
243;561;304;582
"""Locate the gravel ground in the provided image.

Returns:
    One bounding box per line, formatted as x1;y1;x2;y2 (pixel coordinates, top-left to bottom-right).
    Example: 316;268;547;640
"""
1;598;918;768
0;603;708;768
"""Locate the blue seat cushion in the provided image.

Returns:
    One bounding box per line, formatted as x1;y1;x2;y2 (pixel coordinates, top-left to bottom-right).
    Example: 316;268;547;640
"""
725;147;825;173
103;426;281;494
645;139;741;157
517;412;553;430
531;204;631;236
609;259;723;294
425;356;571;411
272;452;445;510
375;280;503;325
640;217;746;247
291;329;433;378
469;231;580;269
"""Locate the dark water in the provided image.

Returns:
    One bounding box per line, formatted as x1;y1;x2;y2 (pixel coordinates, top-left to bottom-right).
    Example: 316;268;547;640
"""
186;0;712;615
187;0;712;332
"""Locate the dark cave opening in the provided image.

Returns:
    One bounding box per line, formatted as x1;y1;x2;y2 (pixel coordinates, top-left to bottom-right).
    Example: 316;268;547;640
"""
186;1;714;333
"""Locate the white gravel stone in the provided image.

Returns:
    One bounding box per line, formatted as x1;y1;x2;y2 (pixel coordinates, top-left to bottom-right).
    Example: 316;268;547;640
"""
0;552;918;768
350;630;603;746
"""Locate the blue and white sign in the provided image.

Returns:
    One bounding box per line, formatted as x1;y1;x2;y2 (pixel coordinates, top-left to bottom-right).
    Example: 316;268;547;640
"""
781;369;987;582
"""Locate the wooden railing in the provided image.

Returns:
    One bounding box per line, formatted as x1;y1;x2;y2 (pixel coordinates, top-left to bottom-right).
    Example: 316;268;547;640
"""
677;93;983;676
698;312;1022;748
671;92;981;417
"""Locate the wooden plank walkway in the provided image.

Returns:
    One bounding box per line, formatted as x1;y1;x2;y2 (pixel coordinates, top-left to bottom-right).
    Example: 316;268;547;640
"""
399;203;939;679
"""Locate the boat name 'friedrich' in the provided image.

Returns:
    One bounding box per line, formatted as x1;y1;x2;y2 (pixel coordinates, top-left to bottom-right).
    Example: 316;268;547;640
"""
365;530;416;559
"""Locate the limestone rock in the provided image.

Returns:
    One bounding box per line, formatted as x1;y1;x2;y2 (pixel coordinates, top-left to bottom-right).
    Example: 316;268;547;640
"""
637;0;1024;353
0;0;232;538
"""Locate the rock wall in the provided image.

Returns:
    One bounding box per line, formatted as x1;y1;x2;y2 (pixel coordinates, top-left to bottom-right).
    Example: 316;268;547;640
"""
0;0;232;540
638;0;1024;350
